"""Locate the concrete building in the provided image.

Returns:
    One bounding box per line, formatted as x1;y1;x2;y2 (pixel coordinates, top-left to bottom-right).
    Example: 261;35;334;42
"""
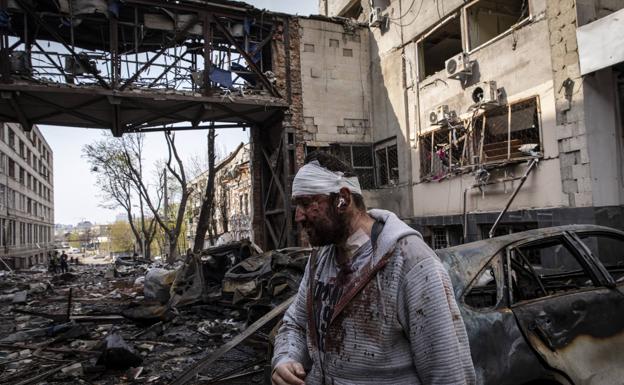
295;0;624;247
0;123;54;268
187;143;252;248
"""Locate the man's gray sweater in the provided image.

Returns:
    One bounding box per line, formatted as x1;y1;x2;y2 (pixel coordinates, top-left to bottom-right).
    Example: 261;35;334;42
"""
272;209;476;385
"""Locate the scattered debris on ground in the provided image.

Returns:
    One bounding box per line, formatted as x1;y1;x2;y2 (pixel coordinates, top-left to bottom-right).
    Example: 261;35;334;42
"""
0;242;310;384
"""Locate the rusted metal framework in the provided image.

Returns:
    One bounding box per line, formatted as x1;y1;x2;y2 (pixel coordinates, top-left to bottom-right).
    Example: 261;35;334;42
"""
0;0;294;249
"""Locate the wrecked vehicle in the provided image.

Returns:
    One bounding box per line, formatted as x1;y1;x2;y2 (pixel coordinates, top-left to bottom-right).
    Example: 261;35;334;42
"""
437;224;624;385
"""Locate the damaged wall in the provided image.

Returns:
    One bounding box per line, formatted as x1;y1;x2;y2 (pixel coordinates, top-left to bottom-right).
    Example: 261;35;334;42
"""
186;145;253;248
299;18;372;145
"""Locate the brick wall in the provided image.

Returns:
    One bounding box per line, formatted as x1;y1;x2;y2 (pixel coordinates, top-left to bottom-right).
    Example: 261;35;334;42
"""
547;0;593;207
251;16;305;249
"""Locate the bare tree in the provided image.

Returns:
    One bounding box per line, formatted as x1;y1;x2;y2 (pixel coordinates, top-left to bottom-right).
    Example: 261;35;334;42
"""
193;127;216;252
122;132;190;263
83;135;158;259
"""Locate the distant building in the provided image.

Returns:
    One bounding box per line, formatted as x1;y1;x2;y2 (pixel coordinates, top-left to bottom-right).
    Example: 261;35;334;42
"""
75;220;93;234
0;123;54;268
187;143;251;249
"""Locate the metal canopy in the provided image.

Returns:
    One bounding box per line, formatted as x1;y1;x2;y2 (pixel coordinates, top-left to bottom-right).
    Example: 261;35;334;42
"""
0;0;287;135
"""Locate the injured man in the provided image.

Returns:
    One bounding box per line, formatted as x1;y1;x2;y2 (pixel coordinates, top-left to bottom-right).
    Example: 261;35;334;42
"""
271;151;476;385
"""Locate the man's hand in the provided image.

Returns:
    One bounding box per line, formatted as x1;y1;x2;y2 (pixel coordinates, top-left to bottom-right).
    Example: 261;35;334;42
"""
272;361;306;385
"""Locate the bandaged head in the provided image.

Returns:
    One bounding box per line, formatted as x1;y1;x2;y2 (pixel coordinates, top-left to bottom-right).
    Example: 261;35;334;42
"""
291;161;362;198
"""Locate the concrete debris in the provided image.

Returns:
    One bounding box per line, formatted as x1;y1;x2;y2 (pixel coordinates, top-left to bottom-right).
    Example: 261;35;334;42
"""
96;333;143;369
60;362;84;377
0;242;311;384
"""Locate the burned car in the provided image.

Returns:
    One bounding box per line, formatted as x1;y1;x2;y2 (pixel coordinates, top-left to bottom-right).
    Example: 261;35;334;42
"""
436;225;624;385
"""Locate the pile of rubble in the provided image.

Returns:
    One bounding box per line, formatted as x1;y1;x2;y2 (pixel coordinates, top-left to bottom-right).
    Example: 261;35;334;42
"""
0;242;310;385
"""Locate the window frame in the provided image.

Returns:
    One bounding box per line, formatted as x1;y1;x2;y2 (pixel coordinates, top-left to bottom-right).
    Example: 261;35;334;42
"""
462;252;505;311
374;137;399;187
505;232;604;305
463;0;532;54
416;12;463;81
418;95;543;180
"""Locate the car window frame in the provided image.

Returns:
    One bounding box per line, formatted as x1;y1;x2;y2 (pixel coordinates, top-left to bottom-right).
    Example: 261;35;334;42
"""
569;230;624;287
505;232;604;306
461;252;505;311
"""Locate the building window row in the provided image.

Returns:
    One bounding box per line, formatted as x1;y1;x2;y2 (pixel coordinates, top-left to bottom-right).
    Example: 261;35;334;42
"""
0;123;51;167
0;218;52;247
0;184;53;221
0;152;52;202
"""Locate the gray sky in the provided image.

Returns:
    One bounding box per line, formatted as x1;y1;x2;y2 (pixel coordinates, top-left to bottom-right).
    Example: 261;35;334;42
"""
42;0;317;225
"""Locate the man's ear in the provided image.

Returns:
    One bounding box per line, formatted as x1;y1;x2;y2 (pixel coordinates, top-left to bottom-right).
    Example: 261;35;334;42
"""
337;187;352;210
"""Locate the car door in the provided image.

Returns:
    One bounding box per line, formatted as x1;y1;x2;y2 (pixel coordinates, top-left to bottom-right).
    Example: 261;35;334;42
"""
506;232;624;385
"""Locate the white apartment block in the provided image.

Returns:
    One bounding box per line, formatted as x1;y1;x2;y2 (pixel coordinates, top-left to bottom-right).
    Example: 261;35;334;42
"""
0;123;54;269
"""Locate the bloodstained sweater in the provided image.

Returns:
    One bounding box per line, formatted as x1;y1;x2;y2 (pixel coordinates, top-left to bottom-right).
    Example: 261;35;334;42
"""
272;209;476;385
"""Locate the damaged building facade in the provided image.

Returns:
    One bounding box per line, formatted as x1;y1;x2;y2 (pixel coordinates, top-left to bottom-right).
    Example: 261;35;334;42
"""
296;0;624;246
187;143;252;248
0;123;55;268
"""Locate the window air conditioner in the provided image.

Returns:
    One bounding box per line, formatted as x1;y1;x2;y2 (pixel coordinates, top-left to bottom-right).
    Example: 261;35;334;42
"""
428;105;450;125
369;7;384;28
471;81;499;105
445;53;472;80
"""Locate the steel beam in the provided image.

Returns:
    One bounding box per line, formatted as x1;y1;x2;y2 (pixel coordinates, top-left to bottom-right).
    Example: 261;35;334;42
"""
29;97;101;122
132;123;247;133
20;92;110;127
120;15;199;91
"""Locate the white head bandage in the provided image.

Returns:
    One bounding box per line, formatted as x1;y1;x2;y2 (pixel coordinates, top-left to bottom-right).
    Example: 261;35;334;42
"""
292;161;362;197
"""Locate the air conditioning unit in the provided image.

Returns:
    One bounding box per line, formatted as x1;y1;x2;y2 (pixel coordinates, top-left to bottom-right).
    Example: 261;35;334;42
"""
428;105;450;125
445;53;472;80
471;81;499;105
369;7;384;27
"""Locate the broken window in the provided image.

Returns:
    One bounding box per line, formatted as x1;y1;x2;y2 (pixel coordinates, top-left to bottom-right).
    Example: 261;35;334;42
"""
343;48;353;57
329;39;339;48
419;125;467;180
374;139;399;187
481;97;541;163
466;0;529;50
418;16;462;79
576;232;624;283
465;258;501;309
304;44;315;53
509;238;596;303
419;97;542;180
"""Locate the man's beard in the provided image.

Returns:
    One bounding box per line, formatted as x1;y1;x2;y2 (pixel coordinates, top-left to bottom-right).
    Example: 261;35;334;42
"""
303;205;349;247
